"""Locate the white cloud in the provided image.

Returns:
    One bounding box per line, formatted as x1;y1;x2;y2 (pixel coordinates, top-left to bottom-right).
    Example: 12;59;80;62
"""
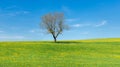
95;20;107;27
80;32;89;35
0;31;4;33
0;5;30;16
22;11;30;14
5;5;17;10
66;18;80;22
30;30;36;33
29;29;45;36
29;29;44;33
0;11;30;16
61;6;72;15
72;24;91;28
72;24;81;27
8;11;30;16
0;36;25;39
62;6;71;13
66;30;89;35
72;20;107;28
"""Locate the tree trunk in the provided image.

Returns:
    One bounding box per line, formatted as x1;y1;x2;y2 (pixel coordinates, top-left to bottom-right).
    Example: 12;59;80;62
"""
52;34;57;43
53;36;57;43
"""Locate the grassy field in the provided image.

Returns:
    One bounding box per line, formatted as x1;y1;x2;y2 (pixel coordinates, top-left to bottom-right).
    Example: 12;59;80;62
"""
0;38;120;67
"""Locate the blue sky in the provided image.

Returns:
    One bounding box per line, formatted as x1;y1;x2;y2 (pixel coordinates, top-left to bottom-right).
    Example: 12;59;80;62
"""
0;0;120;41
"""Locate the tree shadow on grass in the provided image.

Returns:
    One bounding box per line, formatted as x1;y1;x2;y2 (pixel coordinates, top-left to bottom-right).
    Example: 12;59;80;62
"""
41;41;82;44
56;41;82;44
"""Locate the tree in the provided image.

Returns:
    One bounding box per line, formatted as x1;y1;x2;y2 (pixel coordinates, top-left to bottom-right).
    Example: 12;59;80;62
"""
40;12;69;42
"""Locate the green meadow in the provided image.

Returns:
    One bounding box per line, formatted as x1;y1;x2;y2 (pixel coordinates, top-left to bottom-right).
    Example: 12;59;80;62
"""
0;38;120;67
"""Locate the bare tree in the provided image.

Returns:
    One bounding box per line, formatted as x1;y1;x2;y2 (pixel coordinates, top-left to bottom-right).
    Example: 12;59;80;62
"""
40;12;69;42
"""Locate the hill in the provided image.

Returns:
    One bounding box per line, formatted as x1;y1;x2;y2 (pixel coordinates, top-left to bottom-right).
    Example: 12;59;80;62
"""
0;38;120;67
80;38;120;42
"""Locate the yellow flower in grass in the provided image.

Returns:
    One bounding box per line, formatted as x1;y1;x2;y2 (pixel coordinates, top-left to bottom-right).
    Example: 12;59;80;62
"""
37;66;41;67
113;55;120;59
11;58;17;62
13;53;19;57
60;52;67;57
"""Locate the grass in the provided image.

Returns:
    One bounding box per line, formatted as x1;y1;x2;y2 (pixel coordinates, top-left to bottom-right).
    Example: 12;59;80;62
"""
0;38;120;67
